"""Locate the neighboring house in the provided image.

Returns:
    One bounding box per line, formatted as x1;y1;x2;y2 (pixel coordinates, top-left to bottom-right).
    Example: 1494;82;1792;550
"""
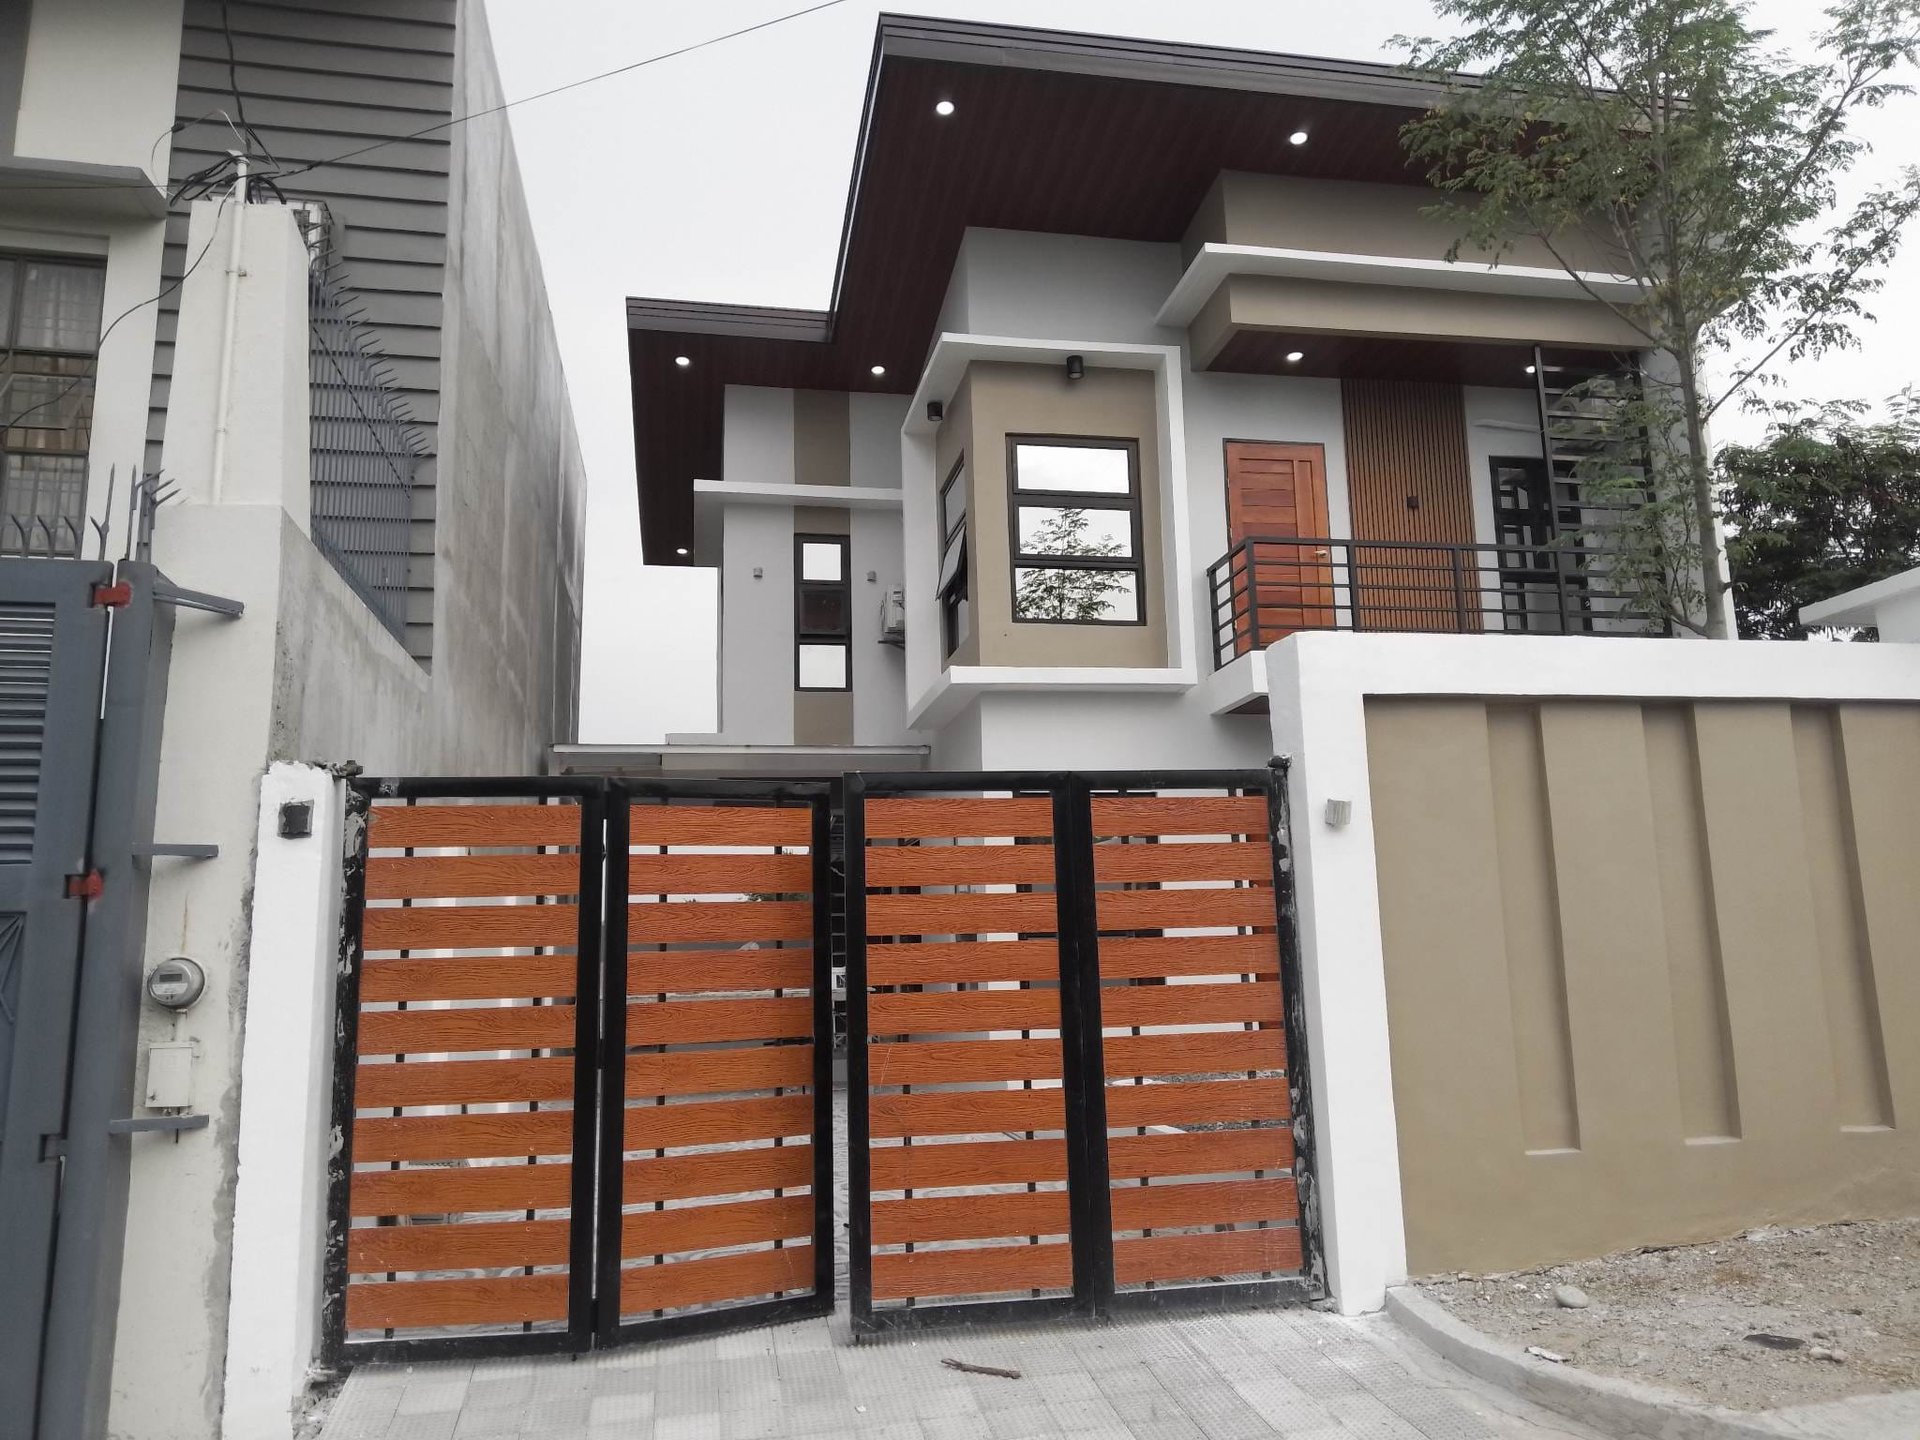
0;3;585;1438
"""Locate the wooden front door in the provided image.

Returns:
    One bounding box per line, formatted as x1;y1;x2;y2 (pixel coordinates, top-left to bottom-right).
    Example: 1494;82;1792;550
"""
1224;441;1334;655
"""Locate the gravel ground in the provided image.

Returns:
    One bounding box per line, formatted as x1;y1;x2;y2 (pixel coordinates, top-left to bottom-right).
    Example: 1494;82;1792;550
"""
1419;1217;1920;1412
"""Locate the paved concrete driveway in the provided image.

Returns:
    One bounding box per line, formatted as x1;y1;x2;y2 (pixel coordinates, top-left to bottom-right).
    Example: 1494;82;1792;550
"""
317;1305;1606;1440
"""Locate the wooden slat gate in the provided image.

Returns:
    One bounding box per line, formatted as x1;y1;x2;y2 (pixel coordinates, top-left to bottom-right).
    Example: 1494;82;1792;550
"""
845;764;1324;1334
326;777;835;1364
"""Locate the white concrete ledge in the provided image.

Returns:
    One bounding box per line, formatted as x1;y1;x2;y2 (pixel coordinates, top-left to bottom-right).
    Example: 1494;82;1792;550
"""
1800;566;1920;641
692;478;904;509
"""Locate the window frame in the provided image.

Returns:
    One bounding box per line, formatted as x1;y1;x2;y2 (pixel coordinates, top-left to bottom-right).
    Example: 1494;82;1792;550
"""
793;533;852;692
0;250;108;559
1005;434;1146;628
937;455;969;657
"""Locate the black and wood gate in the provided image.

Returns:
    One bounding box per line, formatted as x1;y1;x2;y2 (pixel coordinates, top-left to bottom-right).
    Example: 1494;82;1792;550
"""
844;765;1322;1334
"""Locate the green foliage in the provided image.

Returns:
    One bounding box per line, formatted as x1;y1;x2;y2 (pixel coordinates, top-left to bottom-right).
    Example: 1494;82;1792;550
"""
1722;395;1920;636
1014;507;1130;621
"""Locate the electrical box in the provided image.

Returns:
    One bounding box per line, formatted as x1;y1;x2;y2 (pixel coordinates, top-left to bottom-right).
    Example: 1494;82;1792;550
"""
878;587;906;647
144;1042;195;1110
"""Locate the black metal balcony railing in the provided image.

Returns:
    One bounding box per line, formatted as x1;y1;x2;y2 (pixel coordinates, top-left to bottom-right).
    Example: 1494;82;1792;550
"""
1206;536;1663;667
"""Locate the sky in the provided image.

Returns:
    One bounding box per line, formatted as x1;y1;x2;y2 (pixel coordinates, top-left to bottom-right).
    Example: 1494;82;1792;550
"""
480;0;1920;743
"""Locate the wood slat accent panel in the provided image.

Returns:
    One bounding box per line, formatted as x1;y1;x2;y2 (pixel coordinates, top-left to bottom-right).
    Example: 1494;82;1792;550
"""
1104;1031;1285;1078
1109;1178;1299;1232
369;803;580;849
626;852;813;894
867;891;1058;936
1098;933;1279;979
352;1160;571;1216
1098;980;1284;1029
358;1002;576;1057
868;987;1060;1036
870;1138;1066;1190
362;903;579;951
1095;887;1275;931
626;900;812;944
345;1273;568;1331
866;1038;1063;1086
864;844;1056;886
622;1095;813;1150
866;939;1059;985
355;1056;574;1109
620;1245;814;1313
871;1241;1072;1301
863;797;1054;840
623;1144;813;1204
870;1086;1065;1139
348;1218;568;1274
1113;1227;1303;1285
1093;842;1272;884
1107;1128;1293;1180
1090;795;1266;838
872;1190;1070;1245
622;1195;814;1256
625;1045;814;1099
626;951;813;994
367;852;581;900
626;997;813;1046
360;954;578;1003
351;1110;574;1164
626;805;811;847
1103;1079;1289;1129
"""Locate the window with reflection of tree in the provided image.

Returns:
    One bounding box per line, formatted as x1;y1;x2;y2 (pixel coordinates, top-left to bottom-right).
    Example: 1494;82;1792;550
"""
1008;437;1143;624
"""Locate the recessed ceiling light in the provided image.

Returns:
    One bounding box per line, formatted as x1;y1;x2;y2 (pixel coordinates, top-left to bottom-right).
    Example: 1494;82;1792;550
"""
1285;350;1305;363
674;355;691;368
674;546;689;556
1524;364;1537;374
1289;130;1309;146
870;364;886;377
934;99;956;117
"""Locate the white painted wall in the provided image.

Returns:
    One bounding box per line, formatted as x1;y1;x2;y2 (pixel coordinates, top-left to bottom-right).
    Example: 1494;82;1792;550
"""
942;228;1185;347
850;392;908;489
852;506;910;744
718;502;796;743
723;384;796;485
13;0;183;178
1461;383;1542;551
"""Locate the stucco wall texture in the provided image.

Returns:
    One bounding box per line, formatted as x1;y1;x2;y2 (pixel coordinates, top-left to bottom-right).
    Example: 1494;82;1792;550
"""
1366;697;1920;1275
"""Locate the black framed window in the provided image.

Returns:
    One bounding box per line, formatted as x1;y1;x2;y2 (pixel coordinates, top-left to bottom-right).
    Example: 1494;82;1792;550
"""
0;253;106;557
937;456;969;656
1007;436;1143;624
795;534;851;690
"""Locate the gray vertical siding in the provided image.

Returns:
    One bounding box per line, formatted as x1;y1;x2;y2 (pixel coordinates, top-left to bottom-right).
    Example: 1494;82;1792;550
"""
149;0;454;660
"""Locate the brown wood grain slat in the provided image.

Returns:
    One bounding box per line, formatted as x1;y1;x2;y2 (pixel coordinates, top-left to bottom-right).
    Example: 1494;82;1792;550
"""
624;853;813;896
362;902;579;952
626;996;813;1045
1107;1128;1294;1180
623;1094;813;1150
863;844;1056;886
1102;1079;1289;1129
354;1056;574;1109
1097;980;1283;1029
867;891;1058;936
627;900;812;944
1095;887;1276;931
1090;795;1267;838
626;1045;814;1099
1113;1227;1303;1284
369;803;581;849
1108;1178;1300;1233
624;951;814;994
620;1245;814;1312
872;1189;1070;1245
622;1195;815;1256
344;1273;568;1331
1092;842;1273;884
351;1160;571;1217
350;1110;574;1164
870;1086;1064;1139
623;1144;813;1203
1097;934;1279;979
360;954;578;1003
871;1240;1072;1301
863;797;1054;840
357;1003;576;1057
1104;1031;1285;1078
866;939;1059;986
348;1218;569;1274
865;1038;1062;1086
366;853;582;900
870;1137;1065;1190
626;806;812;847
868;987;1059;1036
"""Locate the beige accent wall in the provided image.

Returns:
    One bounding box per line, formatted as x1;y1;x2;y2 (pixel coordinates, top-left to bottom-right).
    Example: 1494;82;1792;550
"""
1367;697;1920;1275
793;390;850;487
792;504;853;746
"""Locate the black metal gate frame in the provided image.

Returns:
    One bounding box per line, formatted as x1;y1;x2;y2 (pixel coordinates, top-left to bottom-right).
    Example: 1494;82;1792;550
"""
845;761;1325;1336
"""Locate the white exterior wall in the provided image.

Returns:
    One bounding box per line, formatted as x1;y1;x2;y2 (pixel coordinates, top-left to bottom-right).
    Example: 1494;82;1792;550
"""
1461;384;1543;551
719;501;797;743
12;0;184;175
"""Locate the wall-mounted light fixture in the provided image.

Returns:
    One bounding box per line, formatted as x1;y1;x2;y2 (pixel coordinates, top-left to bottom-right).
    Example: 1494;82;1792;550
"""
1065;354;1085;382
1324;798;1354;829
927;400;944;423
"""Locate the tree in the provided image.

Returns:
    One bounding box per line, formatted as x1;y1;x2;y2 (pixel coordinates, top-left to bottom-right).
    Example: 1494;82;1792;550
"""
1722;395;1920;636
1399;0;1920;636
1014;508;1132;620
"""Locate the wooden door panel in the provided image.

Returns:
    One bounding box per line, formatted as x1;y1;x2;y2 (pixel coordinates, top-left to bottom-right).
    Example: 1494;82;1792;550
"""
1223;441;1333;655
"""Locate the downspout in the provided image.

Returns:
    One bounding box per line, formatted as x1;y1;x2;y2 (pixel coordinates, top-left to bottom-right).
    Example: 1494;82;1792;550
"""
209;154;248;503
